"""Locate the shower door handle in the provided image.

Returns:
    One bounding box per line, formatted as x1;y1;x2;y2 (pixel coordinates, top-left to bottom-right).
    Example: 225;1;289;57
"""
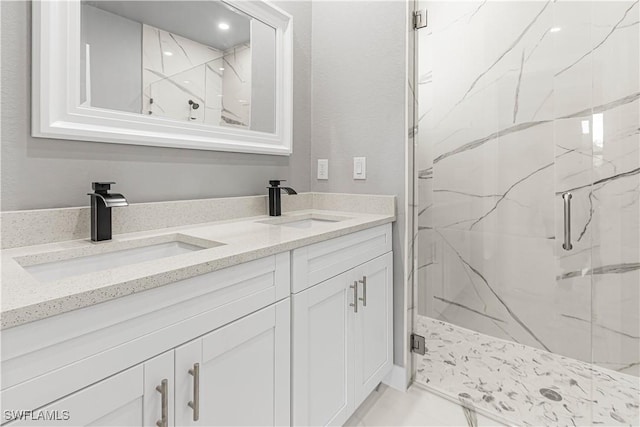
562;192;573;251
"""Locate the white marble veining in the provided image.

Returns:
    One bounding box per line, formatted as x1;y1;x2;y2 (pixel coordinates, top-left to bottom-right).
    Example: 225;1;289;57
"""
415;0;640;376
143;24;223;123
0;194;395;329
142;24;251;126
221;44;251;127
415;317;640;427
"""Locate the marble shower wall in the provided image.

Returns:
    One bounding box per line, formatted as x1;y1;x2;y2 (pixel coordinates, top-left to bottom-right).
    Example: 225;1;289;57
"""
221;44;252;128
416;0;639;376
142;25;251;127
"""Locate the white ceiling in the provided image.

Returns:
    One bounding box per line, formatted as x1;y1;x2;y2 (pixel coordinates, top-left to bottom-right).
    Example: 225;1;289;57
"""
84;0;255;51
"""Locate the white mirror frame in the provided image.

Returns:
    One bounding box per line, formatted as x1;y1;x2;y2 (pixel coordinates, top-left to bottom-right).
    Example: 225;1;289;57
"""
32;0;293;155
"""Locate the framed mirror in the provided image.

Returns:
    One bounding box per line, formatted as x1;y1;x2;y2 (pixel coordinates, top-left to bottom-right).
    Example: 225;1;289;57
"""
32;0;293;155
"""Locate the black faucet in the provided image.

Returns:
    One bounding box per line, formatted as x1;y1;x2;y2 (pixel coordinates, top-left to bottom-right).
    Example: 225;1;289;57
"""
268;180;297;216
87;182;129;242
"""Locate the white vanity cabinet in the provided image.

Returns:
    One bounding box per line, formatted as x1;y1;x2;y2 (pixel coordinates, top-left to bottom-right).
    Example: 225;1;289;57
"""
5;352;173;427
291;224;393;426
353;252;394;406
1;222;394;427
5;366;146;427
174;299;290;427
1;254;290;427
5;301;290;427
291;273;354;427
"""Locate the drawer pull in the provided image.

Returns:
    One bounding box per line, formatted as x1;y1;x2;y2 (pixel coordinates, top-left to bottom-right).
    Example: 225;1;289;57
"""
359;276;367;307
188;363;200;421
155;379;168;427
350;281;358;313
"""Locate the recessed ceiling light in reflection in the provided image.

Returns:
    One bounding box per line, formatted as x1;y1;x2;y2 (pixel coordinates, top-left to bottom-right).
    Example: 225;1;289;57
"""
163;51;173;56
219;67;225;71
218;23;230;30
550;27;562;33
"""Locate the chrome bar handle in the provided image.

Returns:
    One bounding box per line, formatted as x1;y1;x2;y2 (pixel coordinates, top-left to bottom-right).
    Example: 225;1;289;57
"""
349;281;358;313
562;192;573;251
358;276;367;307
155;379;168;427
188;363;200;421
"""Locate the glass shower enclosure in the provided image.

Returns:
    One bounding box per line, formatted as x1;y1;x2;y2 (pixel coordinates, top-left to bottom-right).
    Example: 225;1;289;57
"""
411;1;639;425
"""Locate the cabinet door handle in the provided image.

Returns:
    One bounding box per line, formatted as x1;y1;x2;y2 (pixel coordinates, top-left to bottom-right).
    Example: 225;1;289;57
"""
188;363;200;421
155;379;168;427
358;276;367;307
349;281;358;313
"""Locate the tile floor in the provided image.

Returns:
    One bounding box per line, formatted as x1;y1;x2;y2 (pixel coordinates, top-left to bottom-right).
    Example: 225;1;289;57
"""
414;317;640;426
344;384;507;427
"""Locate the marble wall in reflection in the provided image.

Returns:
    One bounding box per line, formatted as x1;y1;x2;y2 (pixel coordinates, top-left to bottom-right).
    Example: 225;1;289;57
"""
416;0;639;376
220;44;252;128
142;25;251;127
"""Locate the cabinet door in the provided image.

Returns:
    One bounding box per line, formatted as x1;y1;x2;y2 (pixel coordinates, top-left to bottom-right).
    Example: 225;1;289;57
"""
292;273;354;427
5;366;145;426
5;354;176;427
174;300;290;427
353;251;393;407
143;351;174;427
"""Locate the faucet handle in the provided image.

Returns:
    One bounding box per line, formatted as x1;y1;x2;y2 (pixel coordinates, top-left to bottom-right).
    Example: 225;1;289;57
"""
269;180;286;187
92;182;116;192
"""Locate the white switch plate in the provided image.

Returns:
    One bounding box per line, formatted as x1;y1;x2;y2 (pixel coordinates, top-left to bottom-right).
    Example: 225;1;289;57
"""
353;157;366;180
317;159;329;180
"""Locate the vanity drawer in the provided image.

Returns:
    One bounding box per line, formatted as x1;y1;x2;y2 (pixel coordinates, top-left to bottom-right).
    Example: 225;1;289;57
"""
1;252;289;412
291;223;391;293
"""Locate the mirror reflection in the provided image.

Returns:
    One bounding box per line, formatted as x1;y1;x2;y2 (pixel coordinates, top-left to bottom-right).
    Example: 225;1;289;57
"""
80;1;276;132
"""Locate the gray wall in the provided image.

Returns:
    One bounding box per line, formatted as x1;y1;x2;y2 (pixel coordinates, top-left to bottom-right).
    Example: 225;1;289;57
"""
310;1;408;365
81;4;142;113
0;0;311;210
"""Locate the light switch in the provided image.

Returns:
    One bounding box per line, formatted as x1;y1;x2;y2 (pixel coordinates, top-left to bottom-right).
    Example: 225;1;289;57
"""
353;157;366;180
317;159;329;180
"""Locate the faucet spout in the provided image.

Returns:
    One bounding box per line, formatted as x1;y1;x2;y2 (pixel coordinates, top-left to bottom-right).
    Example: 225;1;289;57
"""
88;182;128;242
267;180;297;216
88;192;129;208
280;187;297;195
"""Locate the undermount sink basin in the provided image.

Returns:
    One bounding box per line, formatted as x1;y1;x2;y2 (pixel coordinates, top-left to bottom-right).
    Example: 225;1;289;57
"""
280;219;337;229
258;213;351;229
18;234;224;283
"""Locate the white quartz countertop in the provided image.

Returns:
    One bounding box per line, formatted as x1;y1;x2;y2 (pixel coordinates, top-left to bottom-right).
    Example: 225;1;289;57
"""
0;209;394;329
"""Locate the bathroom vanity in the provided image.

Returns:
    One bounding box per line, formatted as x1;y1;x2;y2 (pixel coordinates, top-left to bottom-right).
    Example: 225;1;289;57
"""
7;2;400;422
0;193;395;426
